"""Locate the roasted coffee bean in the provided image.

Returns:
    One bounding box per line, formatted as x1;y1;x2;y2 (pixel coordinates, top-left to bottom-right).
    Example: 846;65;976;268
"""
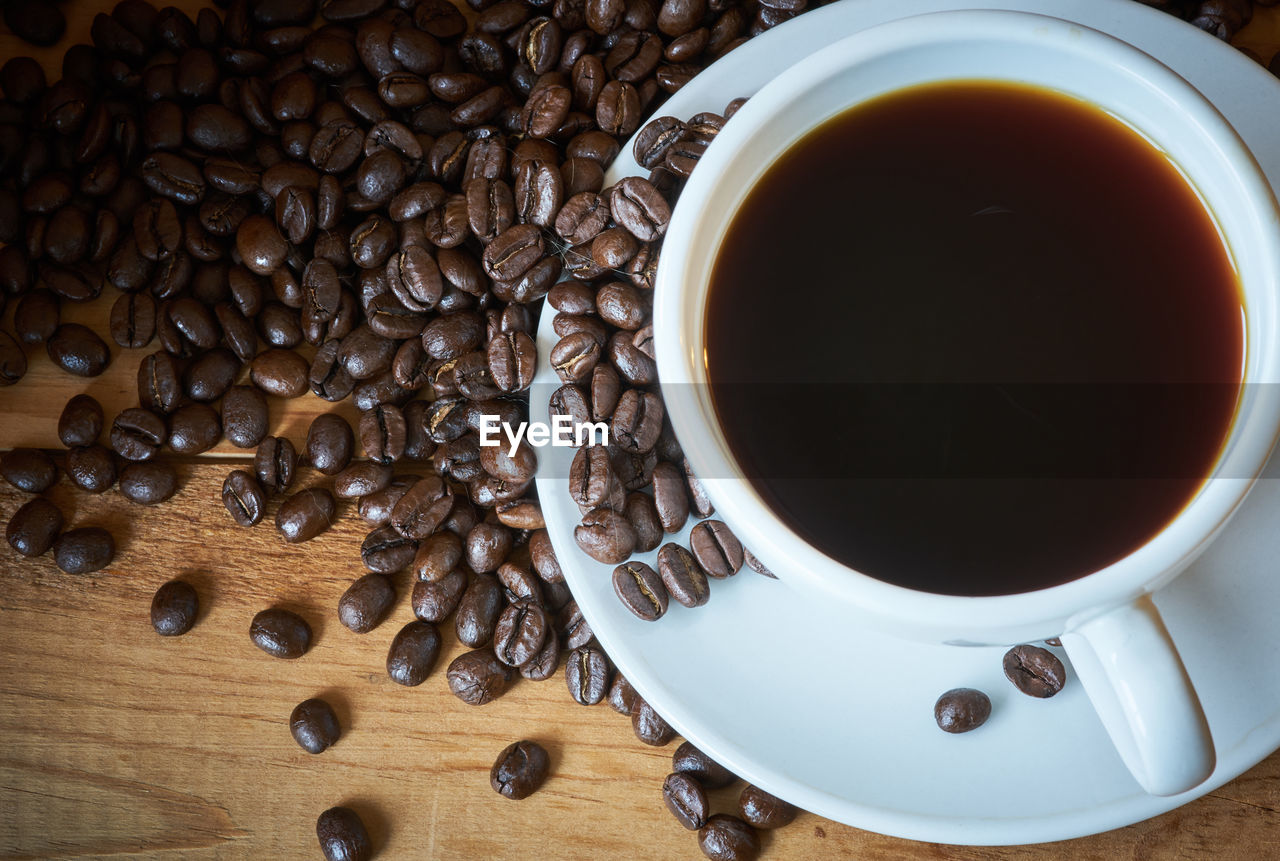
310;340;356;401
66;445;117;494
466;521;515;573
496;561;543;605
251;608;312;659
359;473;417;525
698;814;760;861
482;223;543;282
550;332;600;384
47;324;110;377
657;542;709;608
222;386;269;449
673;741;737;789
612;389;663;453
482;331;534;394
555;191;610;245
339;573;396;634
387;620;443;686
632;696;677;746
255;436;298;495
651;461;690;533
684;458;715;517
359;524;416;576
339;325;396;379
591;227;640;270
0;331;27;385
1;448;58;493
447;647;515;705
306;414;355;475
739;784;798;829
251;348;310;399
742;548;776;578
291;698;342;754
689;520;743;579
613;561;668;621
596;282;647;331
236;214;287;277
137;351;182;414
934;688;992;733
574;506;637;564
456;572;504;647
569;445;613;509
1003;645;1068;698
412;568;468;622
493;599;550;667
338;462;395;500
415;532;464;582
558;599;593;649
316;806;371;861
360;404;407;463
391;475;451;538
119;461;178;505
276;488;337;543
53;527;116;575
664;772;709;830
259;302;303;349
223;469;266;526
167;403;221;455
141;152;205;206
491;740;550;800
422;311;485;361
622;493;662;554
565;642;610;705
608;674;637;715
6;497;63;557
151;580;199;637
526;529;562;585
14;291;58;346
110;409;166;462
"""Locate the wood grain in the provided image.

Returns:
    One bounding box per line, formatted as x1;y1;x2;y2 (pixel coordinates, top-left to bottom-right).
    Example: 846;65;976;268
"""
3;0;1280;858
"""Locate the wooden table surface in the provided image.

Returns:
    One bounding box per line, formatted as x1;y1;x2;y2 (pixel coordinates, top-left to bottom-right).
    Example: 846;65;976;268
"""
4;1;1280;858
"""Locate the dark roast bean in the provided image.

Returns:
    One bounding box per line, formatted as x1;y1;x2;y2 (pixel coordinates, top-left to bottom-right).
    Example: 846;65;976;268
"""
6;497;63;557
456;572;504;647
339;573;396;634
447;647;515;705
222;469;266;527
526;529;562;585
742;548;776;578
236;214;288;276
632;696;677;746
412;568;468;622
1003;645;1068;698
276;488;337;543
664;772;709;830
491;740;550;800
415;532;464;582
934;688;992;733
338;462;395;500
466;521;514;573
739;784;798;829
684;458;715;517
222;386;269;449
291;698;342;754
255;436;298;495
657;542;709;608
689;520;743;579
14;291;58;346
0;331;27;385
110;409;166;462
141;152;205;206
251;608;313;659
119;461;178;505
557;599;593;649
673;741;738;789
53;527;116;575
550;332;600;384
360;524;416;574
359;473;417;526
251;348;310;399
555;191;610;245
387;620;443;686
47;324;110;377
493;599;550;667
569;445;613;509
360;404;408;464
106;293;155;350
391;475;451;538
66;445;117;493
613;561;668;621
608;674;637;715
137;352;181;415
1;448;57;493
306;414;354;474
574;507;636;565
698;814;760;861
151;580;199;637
518;630;560;681
316;806;371;861
565;642;611;705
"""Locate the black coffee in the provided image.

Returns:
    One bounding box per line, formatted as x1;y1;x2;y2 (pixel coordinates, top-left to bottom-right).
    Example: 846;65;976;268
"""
706;81;1243;596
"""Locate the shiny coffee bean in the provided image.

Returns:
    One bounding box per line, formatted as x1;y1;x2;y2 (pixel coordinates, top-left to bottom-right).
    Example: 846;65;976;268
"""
664;772;709;830
739;784;799;829
657;542;709;608
1;448;58;493
221;386;269;449
493;599;550;667
339;572;396;633
250;608;313;659
632;696;677;746
255;436;298;495
612;561;668;621
689;520;743;578
490;740;550;799
151;580;199;637
447;647;515;705
456;572;504;647
386;620;442;686
119;461;179;505
6;497;63;557
222;469;266;527
412;568;468;622
66;445;117;493
574;507;636;564
47;324;110;377
934;688;992;733
291;698;342;754
698;815;760;861
276;487;337;543
565;642;611;705
53;527;116;575
1002;645;1067;698
673;741;737;789
306;413;355;475
316;807;372;861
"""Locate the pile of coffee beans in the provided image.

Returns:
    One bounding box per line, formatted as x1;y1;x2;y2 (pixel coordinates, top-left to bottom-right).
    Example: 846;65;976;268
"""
0;0;1260;856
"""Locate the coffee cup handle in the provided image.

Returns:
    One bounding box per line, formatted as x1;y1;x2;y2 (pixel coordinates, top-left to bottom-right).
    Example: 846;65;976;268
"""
1059;595;1214;797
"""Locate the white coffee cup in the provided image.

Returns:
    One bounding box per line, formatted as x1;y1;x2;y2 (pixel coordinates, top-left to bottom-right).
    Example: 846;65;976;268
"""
654;10;1280;797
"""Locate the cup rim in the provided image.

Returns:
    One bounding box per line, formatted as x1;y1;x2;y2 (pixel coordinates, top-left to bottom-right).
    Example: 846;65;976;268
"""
653;9;1280;637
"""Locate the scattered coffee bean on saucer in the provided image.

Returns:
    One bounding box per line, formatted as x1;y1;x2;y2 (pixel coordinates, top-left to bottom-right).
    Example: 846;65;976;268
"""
934;688;992;733
1003;645;1068;698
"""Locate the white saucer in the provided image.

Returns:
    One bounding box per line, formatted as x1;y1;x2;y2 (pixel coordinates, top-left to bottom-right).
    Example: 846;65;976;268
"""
532;0;1280;845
